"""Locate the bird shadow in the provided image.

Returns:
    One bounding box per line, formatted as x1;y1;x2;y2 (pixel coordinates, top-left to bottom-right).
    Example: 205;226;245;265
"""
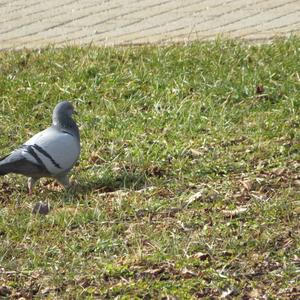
73;170;148;195
4;171;148;200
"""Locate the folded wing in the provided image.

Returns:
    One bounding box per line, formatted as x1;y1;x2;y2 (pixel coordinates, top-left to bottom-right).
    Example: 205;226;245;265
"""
22;127;80;175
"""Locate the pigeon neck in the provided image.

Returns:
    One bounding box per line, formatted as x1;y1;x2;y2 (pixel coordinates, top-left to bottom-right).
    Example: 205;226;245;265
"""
52;116;80;140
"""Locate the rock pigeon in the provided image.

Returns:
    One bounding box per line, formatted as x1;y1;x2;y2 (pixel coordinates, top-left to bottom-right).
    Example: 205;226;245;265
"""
0;101;80;194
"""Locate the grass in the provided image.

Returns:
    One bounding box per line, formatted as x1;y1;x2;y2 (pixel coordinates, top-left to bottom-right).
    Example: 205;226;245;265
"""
0;38;299;299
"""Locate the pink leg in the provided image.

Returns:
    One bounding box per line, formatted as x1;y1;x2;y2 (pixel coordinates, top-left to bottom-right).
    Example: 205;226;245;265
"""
27;177;37;195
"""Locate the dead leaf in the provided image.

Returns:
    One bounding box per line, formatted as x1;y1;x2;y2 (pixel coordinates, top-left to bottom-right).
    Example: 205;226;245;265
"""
42;180;62;191
142;268;164;277
153;187;174;198
247;288;263;298
282;238;294;249
188;148;202;158
145;165;166;177
222;206;248;217
192;252;210;261
221;251;234;258
161;296;179;300
256;84;264;94
272;167;287;176
294;207;300;215
291;256;300;267
41;287;51;295
89;151;106;164
0;182;13;195
177;221;192;232
240;180;252;191
221;288;237;298
185;190;204;207
180;267;198;278
293;180;300;186
159;207;181;218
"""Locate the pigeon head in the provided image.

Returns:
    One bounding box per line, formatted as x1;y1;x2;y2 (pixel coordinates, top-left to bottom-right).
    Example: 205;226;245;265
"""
53;101;75;120
52;101;79;139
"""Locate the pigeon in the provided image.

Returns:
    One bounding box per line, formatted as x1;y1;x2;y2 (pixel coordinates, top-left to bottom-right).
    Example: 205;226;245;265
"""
0;101;80;194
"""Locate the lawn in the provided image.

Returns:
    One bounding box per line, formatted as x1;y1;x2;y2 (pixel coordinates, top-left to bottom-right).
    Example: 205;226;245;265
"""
0;38;299;299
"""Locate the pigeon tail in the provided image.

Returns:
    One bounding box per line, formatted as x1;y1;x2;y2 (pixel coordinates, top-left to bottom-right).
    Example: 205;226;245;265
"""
0;154;11;175
0;152;49;177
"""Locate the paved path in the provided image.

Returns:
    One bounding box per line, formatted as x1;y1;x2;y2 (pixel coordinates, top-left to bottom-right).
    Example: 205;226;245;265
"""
0;0;299;49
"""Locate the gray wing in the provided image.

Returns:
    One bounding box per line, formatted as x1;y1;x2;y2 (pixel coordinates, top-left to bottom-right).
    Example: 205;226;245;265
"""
0;147;50;178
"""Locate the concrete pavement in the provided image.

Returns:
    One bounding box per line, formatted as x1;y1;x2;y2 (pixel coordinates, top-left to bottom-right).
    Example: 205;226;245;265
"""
0;0;299;49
